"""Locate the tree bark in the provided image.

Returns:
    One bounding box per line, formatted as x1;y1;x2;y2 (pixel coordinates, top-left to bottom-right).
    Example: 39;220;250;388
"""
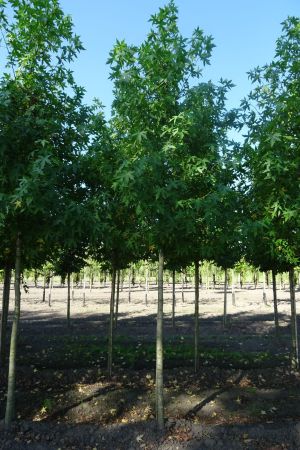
231;269;236;306
289;268;299;369
82;269;86;307
272;270;279;336
263;273;267;305
145;266;149;306
223;268;228;328
128;268;131;303
172;270;176;328
48;274;53;307
114;270;120;328
42;273;46;302
181;272;184;302
156;250;164;430
0;264;12;367
108;267;116;378
5;234;21;428
71;274;74;301
194;260;200;373
67;272;71;328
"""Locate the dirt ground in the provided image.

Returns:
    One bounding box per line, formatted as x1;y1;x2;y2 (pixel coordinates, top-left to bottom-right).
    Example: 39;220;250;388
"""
1;279;300;449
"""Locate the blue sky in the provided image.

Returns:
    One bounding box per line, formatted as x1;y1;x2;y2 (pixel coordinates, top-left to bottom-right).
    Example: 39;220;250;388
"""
60;0;299;117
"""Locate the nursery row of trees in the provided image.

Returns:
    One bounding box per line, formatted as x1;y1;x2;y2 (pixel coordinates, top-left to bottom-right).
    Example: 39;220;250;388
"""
0;0;299;430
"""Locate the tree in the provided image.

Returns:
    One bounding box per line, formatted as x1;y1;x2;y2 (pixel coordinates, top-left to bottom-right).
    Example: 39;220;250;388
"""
108;1;214;429
0;0;92;426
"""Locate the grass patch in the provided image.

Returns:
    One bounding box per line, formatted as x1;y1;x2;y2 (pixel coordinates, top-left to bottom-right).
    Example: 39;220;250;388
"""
18;335;287;370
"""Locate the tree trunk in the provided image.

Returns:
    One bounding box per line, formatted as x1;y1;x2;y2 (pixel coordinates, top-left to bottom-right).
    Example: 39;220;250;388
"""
172;270;176;328
67;272;71;328
0;265;12;367
263;273;267;305
48;275;53;307
71;274;74;301
5;234;21;428
128;268;131;303
82;269;86;307
194;260;200;373
231;269;236;306
223;268;228;328
108;267;116;378
289;268;299;369
272;270;279;336
156;250;164;430
145;266;149;306
114;270;120;328
42;273;46;302
181;273;184;303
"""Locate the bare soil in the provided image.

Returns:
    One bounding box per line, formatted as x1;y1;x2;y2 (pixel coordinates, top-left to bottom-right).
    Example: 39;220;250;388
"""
1;280;300;449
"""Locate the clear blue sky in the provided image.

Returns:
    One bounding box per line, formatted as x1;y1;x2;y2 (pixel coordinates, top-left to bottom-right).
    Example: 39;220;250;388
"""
60;0;299;117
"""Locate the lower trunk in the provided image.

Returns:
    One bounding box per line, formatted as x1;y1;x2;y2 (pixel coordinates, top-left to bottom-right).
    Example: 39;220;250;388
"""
231;269;236;306
114;270;120;328
42;274;46;302
128;269;131;303
108;267;116;378
67;272;71;328
0;265;12;367
272;270;279;336
82;270;86;307
194;261;200;373
48;275;53;307
71;275;74;301
223;268;228;328
289;268;299;369
145;267;149;306
156;250;164;430
172;270;176;328
181;273;184;303
263;274;267;305
5;234;21;428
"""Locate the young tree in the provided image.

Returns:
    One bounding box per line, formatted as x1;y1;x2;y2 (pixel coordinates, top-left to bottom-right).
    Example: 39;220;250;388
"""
0;0;92;426
108;1;214;428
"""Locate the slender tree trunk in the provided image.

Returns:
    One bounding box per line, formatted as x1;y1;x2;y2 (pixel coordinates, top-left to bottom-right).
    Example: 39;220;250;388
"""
42;273;46;302
0;265;12;367
71;274;74;301
181;273;184;303
145;266;149;306
263;273;267;305
48;275;53;307
114;270;120;328
82;269;86;307
108;267;116;378
289;268;299;369
156;250;164;430
194;261;200;373
272;270;279;336
223;268;228;328
128;269;131;303
67;272;71;328
5;234;21;428
231;269;236;306
120;270;124;292
172;270;176;328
